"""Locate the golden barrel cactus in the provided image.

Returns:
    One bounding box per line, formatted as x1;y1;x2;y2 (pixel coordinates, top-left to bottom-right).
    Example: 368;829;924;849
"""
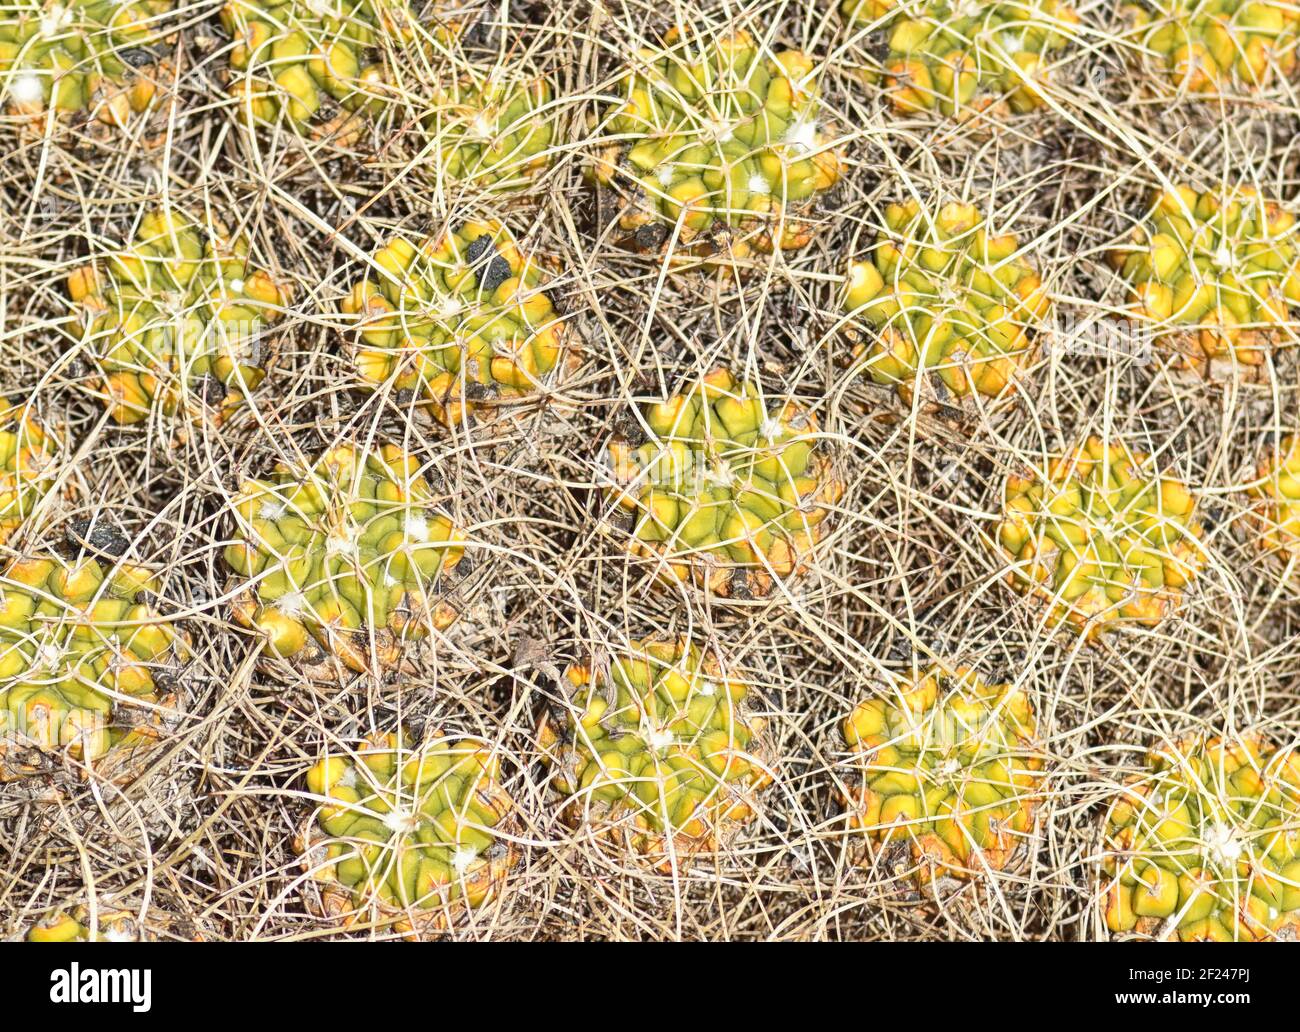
840;664;1039;889
589;28;843;259
66;208;291;426
0;554;188;782
538;637;773;869
1110;184;1300;382
343;220;574;426
1101;734;1300;941
1121;0;1300;93
0;0;174;133
843;200;1049;414
842;0;1081;119
991;436;1204;638
225;443;465;676
0;401;64;547
298;728;517;936
605;368;843;599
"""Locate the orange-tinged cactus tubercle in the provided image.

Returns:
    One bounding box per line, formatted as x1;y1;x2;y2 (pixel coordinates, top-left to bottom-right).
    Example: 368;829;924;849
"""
842;0;1081;120
1248;433;1300;584
1122;0;1300;94
0;0;176;131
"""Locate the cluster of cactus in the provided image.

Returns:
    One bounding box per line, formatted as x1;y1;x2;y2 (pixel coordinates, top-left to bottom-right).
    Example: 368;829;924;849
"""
0;555;188;782
299;729;517;936
843;200;1049;414
1101;735;1300;941
1110;184;1300;381
424;76;556;193
991;436;1204;638
66;209;291;426
605;368;843;598
224;443;465;676
0;0;175;131
343;220;573;425
842;0;1082;119
1121;0;1300;93
589;28;843;257
538;637;772;868
839;663;1040;889
12;0;1300;946
219;0;415;134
